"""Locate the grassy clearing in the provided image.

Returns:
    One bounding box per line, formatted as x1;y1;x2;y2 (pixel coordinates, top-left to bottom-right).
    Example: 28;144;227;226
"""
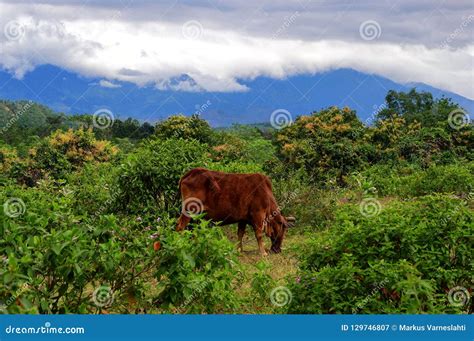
223;225;304;280
219;225;305;313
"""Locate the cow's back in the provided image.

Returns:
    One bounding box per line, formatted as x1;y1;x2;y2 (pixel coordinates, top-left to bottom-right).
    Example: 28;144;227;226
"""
179;168;276;224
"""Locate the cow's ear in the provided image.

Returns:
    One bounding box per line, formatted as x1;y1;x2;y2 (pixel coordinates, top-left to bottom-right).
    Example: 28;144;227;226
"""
286;216;296;227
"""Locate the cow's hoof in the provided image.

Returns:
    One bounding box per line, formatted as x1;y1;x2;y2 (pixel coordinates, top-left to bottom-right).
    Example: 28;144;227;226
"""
261;251;268;257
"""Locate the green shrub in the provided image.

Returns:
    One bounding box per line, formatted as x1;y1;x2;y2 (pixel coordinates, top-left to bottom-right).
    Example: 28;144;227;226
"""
116;138;211;214
153;219;241;313
66;162;119;217
1;184;241;314
270;169;341;229
0;144;20;174
275;107;373;184
208;161;264;174
0;183;157;314
154;114;214;144
249;261;275;303
212;128;276;166
369;89;473;166
9;128;117;185
287;195;473;314
358;162;474;197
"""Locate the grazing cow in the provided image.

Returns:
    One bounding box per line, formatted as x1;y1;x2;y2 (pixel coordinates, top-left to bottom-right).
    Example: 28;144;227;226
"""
176;168;295;256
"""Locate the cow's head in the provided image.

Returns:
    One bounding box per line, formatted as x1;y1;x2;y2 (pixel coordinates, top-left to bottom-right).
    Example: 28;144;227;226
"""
268;215;295;253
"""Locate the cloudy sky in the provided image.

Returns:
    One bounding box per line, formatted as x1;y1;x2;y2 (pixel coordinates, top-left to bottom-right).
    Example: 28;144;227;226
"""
0;0;473;98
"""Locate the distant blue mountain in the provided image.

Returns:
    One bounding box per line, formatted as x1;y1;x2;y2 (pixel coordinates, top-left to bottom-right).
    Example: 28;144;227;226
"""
0;65;472;126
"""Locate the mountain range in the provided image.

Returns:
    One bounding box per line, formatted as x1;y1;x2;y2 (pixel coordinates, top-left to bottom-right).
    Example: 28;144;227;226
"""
0;65;472;126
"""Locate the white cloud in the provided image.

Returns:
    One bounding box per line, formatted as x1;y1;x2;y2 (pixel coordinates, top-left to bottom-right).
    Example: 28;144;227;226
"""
99;79;121;88
0;2;472;98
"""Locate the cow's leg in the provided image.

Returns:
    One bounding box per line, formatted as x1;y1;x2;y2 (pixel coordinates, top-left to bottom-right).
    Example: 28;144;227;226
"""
237;222;246;252
251;213;268;257
176;214;191;231
253;225;268;257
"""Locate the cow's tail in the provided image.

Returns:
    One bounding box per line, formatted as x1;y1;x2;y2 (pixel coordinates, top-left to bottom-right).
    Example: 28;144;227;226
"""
177;170;193;200
177;177;183;200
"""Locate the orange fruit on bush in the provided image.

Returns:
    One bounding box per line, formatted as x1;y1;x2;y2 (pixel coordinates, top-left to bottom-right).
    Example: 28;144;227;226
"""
153;241;161;251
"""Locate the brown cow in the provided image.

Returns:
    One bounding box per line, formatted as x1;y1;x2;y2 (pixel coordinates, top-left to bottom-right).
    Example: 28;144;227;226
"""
176;168;295;256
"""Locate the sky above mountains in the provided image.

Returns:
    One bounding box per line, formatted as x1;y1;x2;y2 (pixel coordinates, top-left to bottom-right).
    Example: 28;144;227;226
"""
0;0;473;99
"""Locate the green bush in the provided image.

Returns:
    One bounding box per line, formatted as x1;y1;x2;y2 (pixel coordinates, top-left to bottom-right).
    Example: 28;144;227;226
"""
358;162;474;197
66;162;119;217
8;128;117;185
249;261;275;305
269;169;341;229
209;126;276;176
212;128;275;166
154;114;214;144
0;183;157;314
275;107;373;184
1;184;241;314
368;89;473;167
116;138;211;214
208;161;264;174
287;195;473;314
153;219;241;313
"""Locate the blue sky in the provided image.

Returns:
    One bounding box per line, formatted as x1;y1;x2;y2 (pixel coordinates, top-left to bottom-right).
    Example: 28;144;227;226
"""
0;0;473;98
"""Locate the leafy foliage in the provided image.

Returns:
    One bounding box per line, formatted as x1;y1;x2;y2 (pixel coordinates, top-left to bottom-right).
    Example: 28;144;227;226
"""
153;219;241;313
355;162;474;197
275;106;374;184
0;88;473;315
8;128;117;185
287;195;474;314
154;114;214;144
116;137;210;214
1;182;239;314
0;183;158;313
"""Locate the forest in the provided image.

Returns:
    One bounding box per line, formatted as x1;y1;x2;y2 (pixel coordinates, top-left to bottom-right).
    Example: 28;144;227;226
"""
1;89;473;314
